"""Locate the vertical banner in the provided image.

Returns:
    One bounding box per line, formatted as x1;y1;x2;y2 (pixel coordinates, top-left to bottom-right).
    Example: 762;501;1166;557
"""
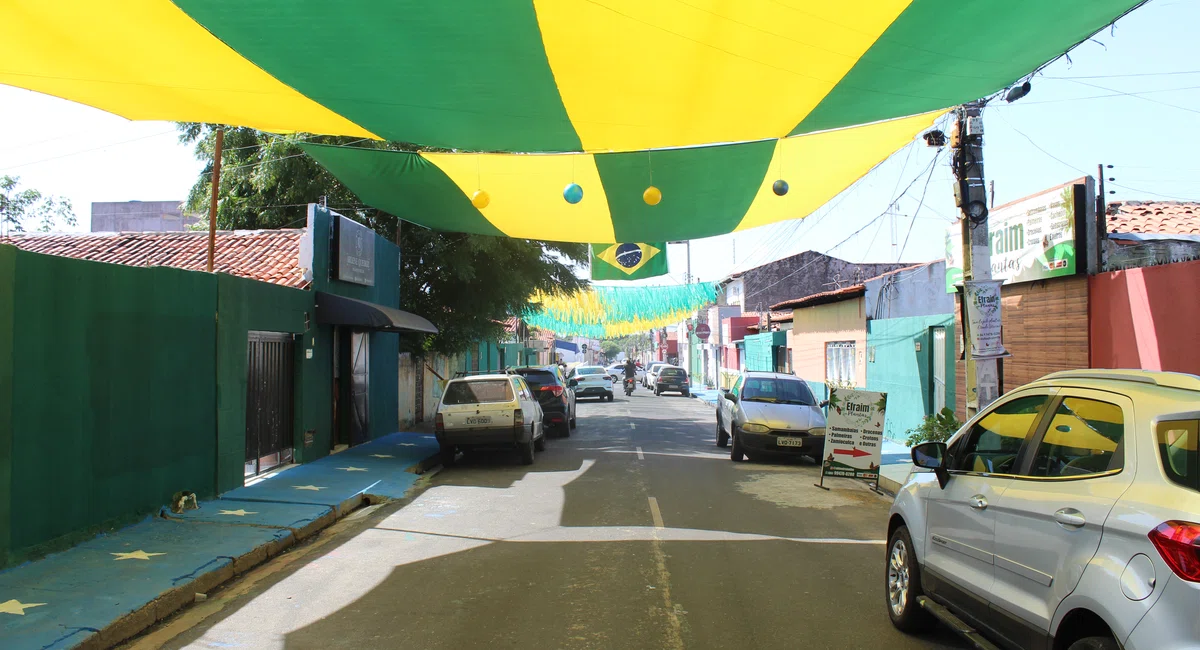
964;280;1007;358
821;388;887;481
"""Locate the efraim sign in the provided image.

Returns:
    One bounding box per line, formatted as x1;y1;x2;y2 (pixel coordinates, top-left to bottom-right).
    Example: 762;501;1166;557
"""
946;181;1083;292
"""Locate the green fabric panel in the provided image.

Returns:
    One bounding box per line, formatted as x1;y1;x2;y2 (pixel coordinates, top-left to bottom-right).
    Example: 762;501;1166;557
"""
793;0;1141;135
175;0;581;152
0;246;13;564
302;146;504;237
8;250;218;556
215;274;312;492
595;140;775;242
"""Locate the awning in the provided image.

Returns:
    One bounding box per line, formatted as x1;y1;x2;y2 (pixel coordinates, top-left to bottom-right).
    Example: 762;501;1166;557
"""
315;292;438;334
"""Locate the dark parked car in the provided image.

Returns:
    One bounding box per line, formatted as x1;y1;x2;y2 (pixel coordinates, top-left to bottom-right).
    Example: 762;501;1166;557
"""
654;366;691;396
511;366;576;436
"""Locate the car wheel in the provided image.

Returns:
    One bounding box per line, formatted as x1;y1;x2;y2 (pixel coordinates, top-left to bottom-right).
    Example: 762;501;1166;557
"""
519;437;535;465
886;525;935;633
716;420;729;448
655;387;662;396
570;412;577;429
1067;638;1119;650
730;432;745;461
534;432;546;451
439;443;457;467
682;390;690;398
559;420;571;437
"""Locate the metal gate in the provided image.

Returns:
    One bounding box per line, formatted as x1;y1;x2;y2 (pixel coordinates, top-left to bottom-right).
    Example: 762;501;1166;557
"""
245;331;295;477
414;356;425;423
350;331;370;444
931;327;947;413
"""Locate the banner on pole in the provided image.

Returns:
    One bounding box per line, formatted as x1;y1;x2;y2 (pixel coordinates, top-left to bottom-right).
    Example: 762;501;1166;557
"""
820;388;887;481
964;280;1008;359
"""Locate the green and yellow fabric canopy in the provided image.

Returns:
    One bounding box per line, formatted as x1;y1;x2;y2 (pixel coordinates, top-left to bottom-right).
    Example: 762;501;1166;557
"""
3;0;1143;242
525;284;719;338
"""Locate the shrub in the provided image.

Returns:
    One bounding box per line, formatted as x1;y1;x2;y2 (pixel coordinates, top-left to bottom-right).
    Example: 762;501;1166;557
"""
905;407;961;448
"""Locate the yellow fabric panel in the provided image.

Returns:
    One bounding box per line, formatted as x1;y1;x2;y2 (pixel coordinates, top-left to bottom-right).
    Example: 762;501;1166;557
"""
533;0;912;152
736;111;943;232
0;0;374;138
420;152;615;242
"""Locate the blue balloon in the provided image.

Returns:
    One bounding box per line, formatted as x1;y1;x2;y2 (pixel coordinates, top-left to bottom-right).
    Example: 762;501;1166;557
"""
772;179;789;196
564;183;584;204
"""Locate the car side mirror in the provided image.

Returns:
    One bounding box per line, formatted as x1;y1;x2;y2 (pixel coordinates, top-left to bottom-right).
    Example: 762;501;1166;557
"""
568;379;578;387
819;399;830;408
912;442;950;489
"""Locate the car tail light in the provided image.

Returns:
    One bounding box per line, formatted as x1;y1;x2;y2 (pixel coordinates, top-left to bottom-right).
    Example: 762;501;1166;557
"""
1149;520;1200;582
513;409;524;432
540;385;564;397
435;412;444;433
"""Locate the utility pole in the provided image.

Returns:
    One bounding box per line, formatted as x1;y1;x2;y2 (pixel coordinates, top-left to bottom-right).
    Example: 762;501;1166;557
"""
206;127;224;272
952;103;1000;418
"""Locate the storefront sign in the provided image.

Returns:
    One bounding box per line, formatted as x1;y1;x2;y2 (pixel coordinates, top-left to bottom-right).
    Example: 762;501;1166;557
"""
946;183;1078;292
335;215;375;286
820;388;887;481
964;280;1007;358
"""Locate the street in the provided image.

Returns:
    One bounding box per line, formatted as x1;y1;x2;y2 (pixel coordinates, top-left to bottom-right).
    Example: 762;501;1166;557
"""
137;390;965;650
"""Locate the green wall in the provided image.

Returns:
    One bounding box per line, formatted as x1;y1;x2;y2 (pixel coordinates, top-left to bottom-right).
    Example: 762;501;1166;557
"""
866;315;956;443
743;332;786;372
0;247;15;563
215;275;314;492
4;247;218;565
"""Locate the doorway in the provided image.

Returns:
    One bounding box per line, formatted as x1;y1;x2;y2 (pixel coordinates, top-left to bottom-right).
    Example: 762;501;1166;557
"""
334;328;371;449
245;331;296;477
931;326;947;413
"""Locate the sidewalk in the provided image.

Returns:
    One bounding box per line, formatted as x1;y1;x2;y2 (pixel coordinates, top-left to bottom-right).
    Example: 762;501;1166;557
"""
0;432;439;650
688;388;721;405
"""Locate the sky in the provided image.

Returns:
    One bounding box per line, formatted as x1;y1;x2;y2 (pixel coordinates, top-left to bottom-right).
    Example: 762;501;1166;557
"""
1;0;1198;287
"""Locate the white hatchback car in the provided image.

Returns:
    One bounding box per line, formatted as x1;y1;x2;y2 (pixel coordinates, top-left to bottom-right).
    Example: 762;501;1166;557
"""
886;369;1200;650
435;374;545;465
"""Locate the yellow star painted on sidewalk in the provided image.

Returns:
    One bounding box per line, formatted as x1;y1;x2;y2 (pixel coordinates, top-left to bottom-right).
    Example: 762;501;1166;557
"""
111;550;166;561
369;454;394;459
218;509;258;516
0;599;45;615
397;443;418;447
336;467;368;472
293;485;326;491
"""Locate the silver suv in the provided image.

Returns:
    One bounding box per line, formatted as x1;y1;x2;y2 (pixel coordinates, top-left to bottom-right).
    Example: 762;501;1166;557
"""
886;369;1200;650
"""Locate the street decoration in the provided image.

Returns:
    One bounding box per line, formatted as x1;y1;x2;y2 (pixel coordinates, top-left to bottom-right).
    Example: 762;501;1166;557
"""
524;283;718;337
590;243;667;281
1;1;1141;243
818;388;887;484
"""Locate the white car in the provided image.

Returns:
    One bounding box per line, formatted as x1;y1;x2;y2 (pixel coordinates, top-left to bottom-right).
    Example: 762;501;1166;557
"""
886;369;1200;650
435;374;545;465
567;365;614;402
644;362;668;389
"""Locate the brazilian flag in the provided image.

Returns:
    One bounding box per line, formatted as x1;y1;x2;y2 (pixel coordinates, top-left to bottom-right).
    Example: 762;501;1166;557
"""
590;243;668;281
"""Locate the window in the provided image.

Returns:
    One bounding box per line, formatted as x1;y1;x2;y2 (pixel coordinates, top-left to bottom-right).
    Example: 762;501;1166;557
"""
576;366;605;376
825;341;856;387
1028;398;1125;477
730;375;745;398
660;368;686;378
951;394;1050;474
741;378;815;405
514;369;558;389
1157;420;1198;492
443;380;514;405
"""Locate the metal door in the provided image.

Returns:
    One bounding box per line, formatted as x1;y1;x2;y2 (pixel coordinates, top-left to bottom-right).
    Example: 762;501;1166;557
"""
245;332;295;477
932;327;947;413
350;331;370;444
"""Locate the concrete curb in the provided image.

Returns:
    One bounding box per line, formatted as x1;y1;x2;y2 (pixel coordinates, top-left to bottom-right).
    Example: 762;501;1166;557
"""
877;473;904;497
76;449;442;650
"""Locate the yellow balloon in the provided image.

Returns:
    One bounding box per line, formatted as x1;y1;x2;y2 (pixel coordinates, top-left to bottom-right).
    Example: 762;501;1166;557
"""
643;186;662;206
471;189;490;209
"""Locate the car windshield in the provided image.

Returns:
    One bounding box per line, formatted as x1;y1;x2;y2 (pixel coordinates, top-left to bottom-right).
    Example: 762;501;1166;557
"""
513;369;557;389
443;380;514;405
577;367;605;376
741;378;814;405
660;368;686;377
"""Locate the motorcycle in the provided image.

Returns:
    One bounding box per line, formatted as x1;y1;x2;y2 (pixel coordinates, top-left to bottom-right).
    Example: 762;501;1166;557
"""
624;377;635;396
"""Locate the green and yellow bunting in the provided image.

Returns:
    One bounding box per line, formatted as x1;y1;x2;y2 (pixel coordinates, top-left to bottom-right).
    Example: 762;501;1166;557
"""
591;243;667;281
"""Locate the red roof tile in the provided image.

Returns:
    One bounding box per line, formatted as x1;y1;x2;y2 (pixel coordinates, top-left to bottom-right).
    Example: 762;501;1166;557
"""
770;284;866;311
1107;201;1200;236
0;230;307;289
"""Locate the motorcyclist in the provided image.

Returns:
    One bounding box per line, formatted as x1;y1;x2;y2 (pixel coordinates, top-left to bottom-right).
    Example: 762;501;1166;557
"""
623;359;637;392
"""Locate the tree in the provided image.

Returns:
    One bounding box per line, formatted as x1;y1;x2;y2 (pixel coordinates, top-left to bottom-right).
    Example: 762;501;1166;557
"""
0;175;76;234
178;124;589;354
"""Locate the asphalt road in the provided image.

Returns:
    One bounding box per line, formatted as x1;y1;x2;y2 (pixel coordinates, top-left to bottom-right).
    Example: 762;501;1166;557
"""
146;389;966;650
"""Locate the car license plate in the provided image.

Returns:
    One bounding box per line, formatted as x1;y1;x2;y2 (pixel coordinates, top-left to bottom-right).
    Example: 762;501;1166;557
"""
465;416;492;425
776;436;805;447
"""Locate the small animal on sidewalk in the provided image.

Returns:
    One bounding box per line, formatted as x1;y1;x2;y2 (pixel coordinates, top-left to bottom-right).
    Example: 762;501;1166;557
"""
169;491;199;514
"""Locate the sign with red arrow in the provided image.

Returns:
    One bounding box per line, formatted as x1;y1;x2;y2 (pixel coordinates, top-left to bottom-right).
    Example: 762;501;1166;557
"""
819;388;887;482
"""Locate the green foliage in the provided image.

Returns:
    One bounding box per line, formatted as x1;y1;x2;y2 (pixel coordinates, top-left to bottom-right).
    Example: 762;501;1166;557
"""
905;408;961;448
178;124;589;354
0;175;75;233
601;342;621;359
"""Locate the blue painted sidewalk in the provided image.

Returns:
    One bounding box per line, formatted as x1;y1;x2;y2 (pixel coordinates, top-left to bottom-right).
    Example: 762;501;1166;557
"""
0;432;439;650
689;389;721;405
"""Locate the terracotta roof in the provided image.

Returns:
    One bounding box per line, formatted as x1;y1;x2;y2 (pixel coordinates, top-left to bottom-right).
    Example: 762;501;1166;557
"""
1107;201;1200;236
0;230;307;288
770;284;866;311
741;310;792;322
